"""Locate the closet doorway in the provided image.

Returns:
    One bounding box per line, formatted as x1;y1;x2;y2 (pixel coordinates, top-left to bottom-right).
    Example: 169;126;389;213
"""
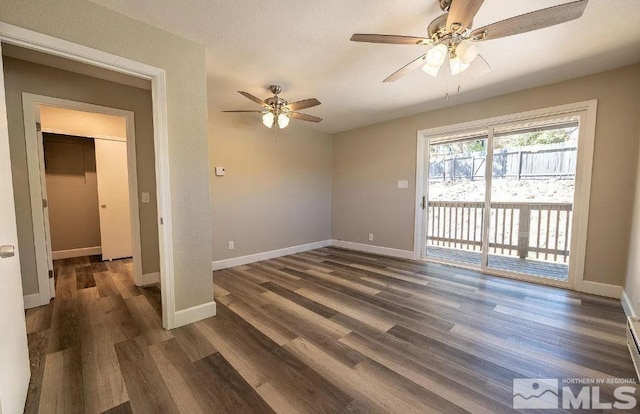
43;131;133;262
22;94;143;305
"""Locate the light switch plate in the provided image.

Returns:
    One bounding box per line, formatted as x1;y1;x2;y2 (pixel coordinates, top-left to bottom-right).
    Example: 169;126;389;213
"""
215;166;226;176
141;192;150;203
398;180;409;189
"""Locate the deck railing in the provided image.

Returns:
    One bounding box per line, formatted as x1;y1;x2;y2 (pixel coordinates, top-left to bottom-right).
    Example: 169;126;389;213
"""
427;201;573;263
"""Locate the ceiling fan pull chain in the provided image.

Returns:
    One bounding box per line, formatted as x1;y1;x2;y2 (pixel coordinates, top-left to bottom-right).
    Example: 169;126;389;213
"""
445;65;450;100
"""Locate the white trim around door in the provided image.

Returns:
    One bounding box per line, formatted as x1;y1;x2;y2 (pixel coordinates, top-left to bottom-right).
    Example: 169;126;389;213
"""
22;94;144;306
414;100;598;293
0;22;177;329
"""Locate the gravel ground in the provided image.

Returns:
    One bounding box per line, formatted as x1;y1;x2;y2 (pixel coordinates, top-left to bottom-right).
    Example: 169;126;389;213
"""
429;178;575;203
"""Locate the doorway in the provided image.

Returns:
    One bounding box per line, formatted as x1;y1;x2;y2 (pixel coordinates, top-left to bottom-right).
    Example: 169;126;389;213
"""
22;95;145;306
415;102;597;289
0;23;179;413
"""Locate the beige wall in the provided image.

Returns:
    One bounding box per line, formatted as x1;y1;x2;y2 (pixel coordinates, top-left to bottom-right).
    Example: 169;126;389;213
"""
209;110;332;261
4;57;160;295
624;113;640;315
41;105;127;140
44;134;101;252
2;0;213;311
333;64;640;287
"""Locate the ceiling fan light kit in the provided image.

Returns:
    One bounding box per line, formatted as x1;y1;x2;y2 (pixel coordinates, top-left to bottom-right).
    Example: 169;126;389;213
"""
350;0;589;84
223;84;322;130
456;41;479;65
449;56;469;76
262;111;275;128
425;44;448;68
277;113;290;129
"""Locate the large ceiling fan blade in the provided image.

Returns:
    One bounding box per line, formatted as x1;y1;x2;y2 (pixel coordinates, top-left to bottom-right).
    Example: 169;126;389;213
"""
350;34;430;45
238;91;270;108
467;54;491;78
383;53;428;83
470;0;588;42
286;98;321;111
446;0;484;33
289;112;323;123
221;110;265;113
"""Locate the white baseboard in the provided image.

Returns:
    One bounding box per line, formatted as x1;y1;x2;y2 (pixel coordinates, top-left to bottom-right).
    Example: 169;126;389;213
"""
331;239;415;260
622;290;638;318
212;240;332;271
137;272;160;286
52;246;101;260
578;280;622;299
23;293;42;310
174;300;217;328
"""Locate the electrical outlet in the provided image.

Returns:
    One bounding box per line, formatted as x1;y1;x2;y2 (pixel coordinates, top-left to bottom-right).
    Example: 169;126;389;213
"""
228;241;234;250
369;233;374;241
398;180;409;189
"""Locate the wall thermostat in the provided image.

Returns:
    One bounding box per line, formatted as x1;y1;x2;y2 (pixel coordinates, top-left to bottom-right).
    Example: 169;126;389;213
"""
215;166;226;176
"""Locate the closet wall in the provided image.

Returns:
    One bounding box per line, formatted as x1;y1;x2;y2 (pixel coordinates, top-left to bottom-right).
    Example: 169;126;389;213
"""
43;133;101;254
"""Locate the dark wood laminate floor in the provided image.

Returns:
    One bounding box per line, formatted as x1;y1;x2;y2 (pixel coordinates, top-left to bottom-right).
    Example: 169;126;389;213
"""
25;248;636;413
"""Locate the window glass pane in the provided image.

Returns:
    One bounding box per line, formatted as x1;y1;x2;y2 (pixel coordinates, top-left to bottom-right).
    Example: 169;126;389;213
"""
486;123;578;280
426;137;488;266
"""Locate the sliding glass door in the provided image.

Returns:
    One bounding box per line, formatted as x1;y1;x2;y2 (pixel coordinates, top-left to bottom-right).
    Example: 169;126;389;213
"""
426;136;488;267
486;122;578;281
424;117;580;284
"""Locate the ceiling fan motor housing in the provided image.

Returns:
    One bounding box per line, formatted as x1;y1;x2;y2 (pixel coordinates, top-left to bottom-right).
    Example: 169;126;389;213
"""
428;13;472;44
265;96;288;116
266;85;289;115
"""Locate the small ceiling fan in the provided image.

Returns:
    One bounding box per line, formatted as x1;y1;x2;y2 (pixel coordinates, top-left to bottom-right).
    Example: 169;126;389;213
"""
223;85;322;129
351;0;589;82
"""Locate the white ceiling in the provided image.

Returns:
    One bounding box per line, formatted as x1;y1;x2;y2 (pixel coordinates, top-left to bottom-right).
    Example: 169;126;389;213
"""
88;0;640;134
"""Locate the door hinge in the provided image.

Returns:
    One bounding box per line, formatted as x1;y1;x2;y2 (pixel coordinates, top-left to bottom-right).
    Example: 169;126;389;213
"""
42;199;48;208
36;122;42;132
421;195;427;210
48;269;54;279
160;217;164;225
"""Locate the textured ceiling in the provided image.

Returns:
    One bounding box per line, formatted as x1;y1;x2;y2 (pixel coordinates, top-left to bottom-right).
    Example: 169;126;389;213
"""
88;0;640;134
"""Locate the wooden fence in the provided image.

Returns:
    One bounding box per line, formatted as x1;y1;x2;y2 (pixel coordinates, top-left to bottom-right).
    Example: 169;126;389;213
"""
427;201;573;263
429;147;577;182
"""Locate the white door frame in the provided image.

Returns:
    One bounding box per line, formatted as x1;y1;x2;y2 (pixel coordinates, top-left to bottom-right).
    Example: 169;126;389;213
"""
22;94;143;305
414;100;598;293
0;22;177;329
0;41;31;414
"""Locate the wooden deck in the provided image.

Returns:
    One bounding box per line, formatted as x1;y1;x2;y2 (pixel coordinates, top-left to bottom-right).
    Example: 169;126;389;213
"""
427;246;569;281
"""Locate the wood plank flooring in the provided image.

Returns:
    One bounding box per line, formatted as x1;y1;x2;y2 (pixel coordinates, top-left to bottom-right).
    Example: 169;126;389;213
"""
25;248;636;413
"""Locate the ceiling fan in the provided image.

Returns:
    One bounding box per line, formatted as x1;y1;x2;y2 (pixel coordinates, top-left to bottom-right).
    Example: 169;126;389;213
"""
351;0;589;83
223;85;322;129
